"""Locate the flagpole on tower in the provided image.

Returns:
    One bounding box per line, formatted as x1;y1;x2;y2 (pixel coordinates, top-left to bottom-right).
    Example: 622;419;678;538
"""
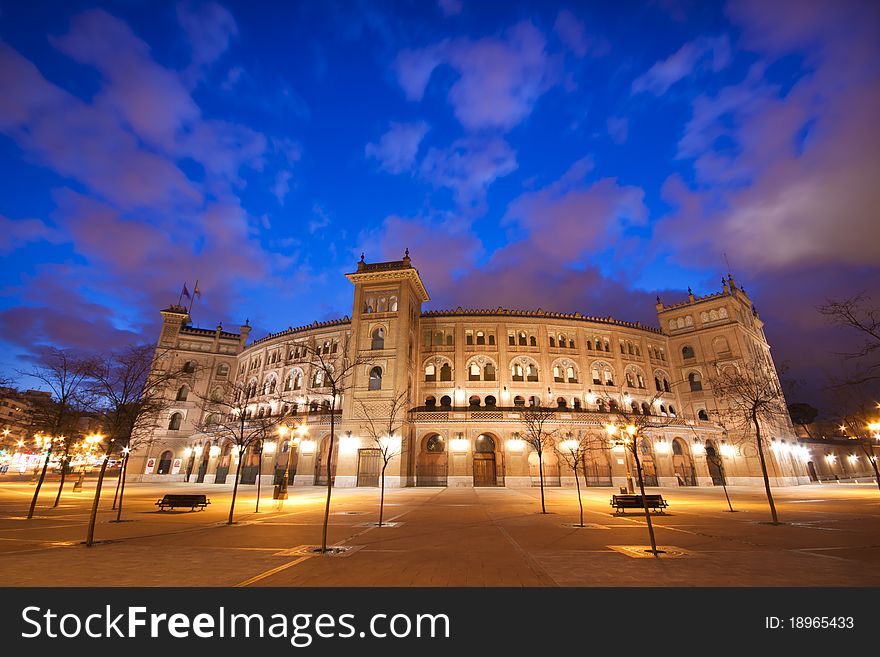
189;280;201;313
177;281;188;307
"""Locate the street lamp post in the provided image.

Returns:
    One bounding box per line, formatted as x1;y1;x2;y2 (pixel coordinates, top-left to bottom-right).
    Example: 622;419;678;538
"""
275;422;307;504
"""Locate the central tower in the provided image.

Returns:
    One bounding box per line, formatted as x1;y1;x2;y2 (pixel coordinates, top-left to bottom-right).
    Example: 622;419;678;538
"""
342;251;430;486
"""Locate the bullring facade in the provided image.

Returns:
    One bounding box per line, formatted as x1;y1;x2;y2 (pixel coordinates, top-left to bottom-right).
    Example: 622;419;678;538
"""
135;253;847;490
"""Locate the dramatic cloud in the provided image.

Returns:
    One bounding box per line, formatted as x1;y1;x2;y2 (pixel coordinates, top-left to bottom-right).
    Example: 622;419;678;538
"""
631;35;730;96
177;1;239;69
394;21;561;131
365;122;429;174
0;216;64;255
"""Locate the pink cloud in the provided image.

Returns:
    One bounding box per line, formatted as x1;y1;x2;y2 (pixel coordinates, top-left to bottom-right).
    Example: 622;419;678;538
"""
0;215;64;255
177;1;239;69
394;21;561;131
658;1;880;271
419;137;517;209
554;10;589;58
437;0;463;17
365;122;429;174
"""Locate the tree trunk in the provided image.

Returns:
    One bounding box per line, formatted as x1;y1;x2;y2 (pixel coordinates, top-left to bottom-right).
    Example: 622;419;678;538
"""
320;396;336;553
27;448;52;520
228;447;245;525
753;413;780;524
379;460;387;527
115;452;129;522
85;448;113;547
53;444;70;507
537;449;546;513
632;446;660;556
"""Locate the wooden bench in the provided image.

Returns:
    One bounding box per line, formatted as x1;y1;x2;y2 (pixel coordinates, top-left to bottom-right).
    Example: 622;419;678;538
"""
156;494;210;512
610;494;668;515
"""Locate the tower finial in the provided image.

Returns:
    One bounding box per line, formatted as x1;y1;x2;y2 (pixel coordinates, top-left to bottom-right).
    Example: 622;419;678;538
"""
359;252;365;262
404;247;410;258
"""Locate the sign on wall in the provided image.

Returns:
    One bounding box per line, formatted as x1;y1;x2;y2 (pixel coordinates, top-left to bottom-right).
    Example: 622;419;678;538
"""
171;458;182;475
145;457;156;474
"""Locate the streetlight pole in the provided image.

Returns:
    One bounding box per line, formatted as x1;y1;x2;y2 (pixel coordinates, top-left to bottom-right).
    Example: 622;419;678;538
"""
276;422;308;505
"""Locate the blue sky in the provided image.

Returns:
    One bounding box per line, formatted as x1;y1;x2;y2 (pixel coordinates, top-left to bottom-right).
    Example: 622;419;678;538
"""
1;0;879;411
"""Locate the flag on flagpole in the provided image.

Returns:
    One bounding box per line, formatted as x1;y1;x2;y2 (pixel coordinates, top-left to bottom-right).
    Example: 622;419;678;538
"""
193;282;201;300
182;284;191;300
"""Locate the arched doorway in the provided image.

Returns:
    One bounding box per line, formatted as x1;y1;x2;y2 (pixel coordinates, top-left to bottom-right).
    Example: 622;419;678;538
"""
638;438;658;486
314;435;338;486
215;443;232;483
157;450;173;475
416;433;448;486
705;440;725;485
529;450;561;486
473;434;497;487
196;441;211;483
241;444;260;484
807;461;819;482
671;438;696;486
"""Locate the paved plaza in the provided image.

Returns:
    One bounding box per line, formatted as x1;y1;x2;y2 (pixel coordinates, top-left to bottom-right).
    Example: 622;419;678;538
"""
1;478;879;587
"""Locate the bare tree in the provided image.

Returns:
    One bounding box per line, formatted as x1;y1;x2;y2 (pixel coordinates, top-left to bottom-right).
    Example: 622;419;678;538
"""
709;357;791;524
95;345;184;524
557;430;607;527
194;378;280;525
18;348;94;520
819;293;880;388
519;405;558;514
358;392;408;527
303;339;374;553
833;397;880;493
600;391;676;556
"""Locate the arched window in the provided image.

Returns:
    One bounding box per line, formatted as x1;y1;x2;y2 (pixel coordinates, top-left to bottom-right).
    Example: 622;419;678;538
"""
549;336;556;347
425;396;437;407
484;363;496;381
476;331;486;345
168;413;182;430
559;334;567;348
469;363;481;381
183;361;196;374
625;372;635;387
682;345;695;360
698;409;709;420
368;367;382;390
425;363;436;382
485;395;497;407
512;363;524;381
668;405;677;416
309;401;319;413
554;365;564;382
663;379;670;393
371;327;385;350
426;435;445;452
440;363;452;381
631;401;640;414
528;395;540;407
518;332;527;346
488;334;496;345
672;439;684;456
176;386;189;401
566;366;577;383
642;402;651;415
592;368;601;384
514;395;525;407
527;364;538;382
597;399;607;412
321;399;331;412
439;395;452;407
660;404;667;416
688;372;703;392
217;363;229;377
529;335;537;347
603;368;614;386
556;397;567;408
389;296;398;312
469;395;481;407
573;398;581;409
609;400;619;412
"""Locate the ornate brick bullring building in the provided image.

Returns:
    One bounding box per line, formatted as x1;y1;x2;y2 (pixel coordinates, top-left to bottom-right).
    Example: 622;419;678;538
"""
135;253;827;490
